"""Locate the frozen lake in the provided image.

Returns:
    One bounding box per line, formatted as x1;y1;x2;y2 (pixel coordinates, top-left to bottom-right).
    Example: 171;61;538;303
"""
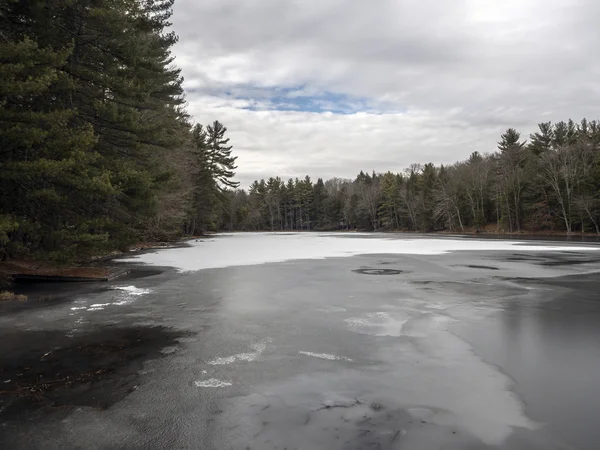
2;232;600;449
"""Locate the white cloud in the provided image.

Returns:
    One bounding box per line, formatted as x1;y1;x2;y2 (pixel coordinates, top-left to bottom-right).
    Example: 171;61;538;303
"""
171;0;600;188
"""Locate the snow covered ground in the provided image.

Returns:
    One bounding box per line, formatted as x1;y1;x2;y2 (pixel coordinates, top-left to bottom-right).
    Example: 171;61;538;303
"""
120;232;599;272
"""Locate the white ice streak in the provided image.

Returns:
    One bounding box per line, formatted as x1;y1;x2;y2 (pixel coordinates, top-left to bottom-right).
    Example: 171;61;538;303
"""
207;339;270;365
70;285;152;312
118;232;600;272
112;285;152;296
316;306;347;313
298;351;353;362
194;379;232;388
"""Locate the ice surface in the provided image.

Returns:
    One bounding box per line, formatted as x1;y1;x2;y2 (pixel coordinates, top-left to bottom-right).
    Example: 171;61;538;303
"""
120;232;600;272
344;311;412;337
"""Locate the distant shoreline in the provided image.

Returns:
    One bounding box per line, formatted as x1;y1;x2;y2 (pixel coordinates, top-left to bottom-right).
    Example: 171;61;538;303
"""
222;228;600;239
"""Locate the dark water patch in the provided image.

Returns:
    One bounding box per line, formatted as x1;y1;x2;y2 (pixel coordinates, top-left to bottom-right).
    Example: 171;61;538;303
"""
537;257;600;267
352;268;406;276
501;273;600;290
0;326;190;419
505;253;546;261
117;267;166;281
412;279;527;298
454;264;500;270
1;267;165;314
493;276;535;282
0;284;109;314
491;234;600;243
500;252;600;266
0;293;69;311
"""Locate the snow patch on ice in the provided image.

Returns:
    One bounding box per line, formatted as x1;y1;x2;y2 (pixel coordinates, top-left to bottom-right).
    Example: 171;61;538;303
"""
118;232;600;272
207;339;271;365
194;379;232;388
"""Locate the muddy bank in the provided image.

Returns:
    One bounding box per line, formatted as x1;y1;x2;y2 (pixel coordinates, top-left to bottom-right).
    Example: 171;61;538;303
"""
0;326;190;421
0;239;192;287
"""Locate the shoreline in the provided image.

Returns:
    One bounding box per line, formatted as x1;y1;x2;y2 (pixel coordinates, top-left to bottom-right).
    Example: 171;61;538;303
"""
0;239;195;289
2;230;598;291
218;229;600;241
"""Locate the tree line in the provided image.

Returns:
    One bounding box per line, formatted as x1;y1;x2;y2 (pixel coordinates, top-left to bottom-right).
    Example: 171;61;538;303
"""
0;0;238;261
224;119;600;235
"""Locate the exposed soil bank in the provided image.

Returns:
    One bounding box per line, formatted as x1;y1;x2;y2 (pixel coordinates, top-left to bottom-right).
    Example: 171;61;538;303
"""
0;239;192;288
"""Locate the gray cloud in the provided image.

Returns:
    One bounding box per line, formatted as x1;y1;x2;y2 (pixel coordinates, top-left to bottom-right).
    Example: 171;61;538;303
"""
171;0;600;188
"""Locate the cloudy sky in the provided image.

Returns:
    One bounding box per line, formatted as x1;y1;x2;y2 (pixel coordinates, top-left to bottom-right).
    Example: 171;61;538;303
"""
171;0;600;189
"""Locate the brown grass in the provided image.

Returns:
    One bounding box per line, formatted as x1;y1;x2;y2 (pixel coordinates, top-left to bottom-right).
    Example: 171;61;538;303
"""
0;260;110;279
0;291;27;302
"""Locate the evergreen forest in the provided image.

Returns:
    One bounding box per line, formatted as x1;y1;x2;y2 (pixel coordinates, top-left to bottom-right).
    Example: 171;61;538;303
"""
0;0;238;260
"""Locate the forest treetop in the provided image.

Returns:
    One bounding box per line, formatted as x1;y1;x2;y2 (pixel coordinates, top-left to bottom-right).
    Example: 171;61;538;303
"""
225;119;600;235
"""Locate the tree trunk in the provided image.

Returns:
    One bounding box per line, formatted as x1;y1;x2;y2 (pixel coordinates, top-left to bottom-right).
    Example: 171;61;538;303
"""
496;189;501;231
505;191;512;232
513;191;520;232
559;200;571;233
455;205;464;231
584;207;600;235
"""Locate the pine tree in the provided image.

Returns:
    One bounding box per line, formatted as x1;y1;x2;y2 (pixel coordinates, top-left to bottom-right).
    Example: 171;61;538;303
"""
0;35;101;259
529;122;553;156
311;178;327;229
187;125;217;234
206;121;239;190
379;172;401;229
1;0;193;259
